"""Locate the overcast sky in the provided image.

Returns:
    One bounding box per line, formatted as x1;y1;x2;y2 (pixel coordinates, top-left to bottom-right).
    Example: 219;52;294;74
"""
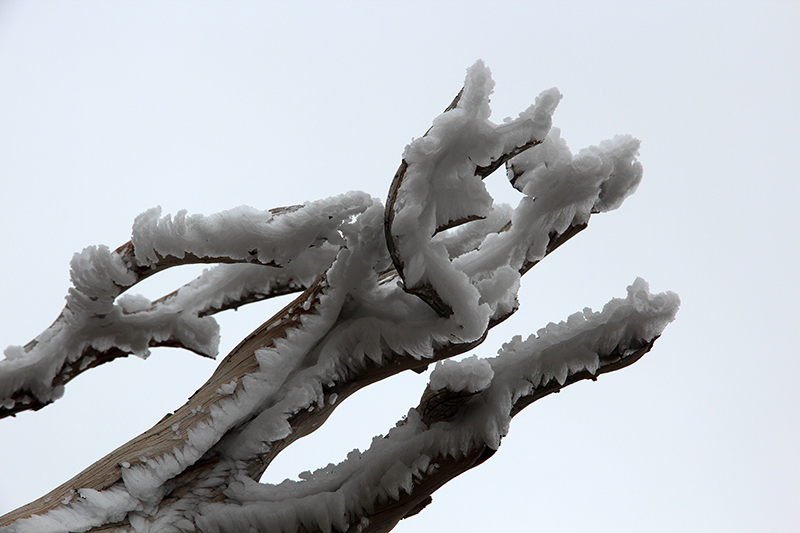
1;1;798;531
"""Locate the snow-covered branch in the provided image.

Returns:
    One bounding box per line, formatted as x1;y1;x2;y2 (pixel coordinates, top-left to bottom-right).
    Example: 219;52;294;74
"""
0;195;372;418
1;61;677;533
190;279;677;533
385;60;641;339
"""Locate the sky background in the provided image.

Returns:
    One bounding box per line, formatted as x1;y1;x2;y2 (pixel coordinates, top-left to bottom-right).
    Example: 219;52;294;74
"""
1;1;798;531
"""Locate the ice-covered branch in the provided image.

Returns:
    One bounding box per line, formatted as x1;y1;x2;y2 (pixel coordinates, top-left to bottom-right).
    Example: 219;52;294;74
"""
1;61;677;533
183;280;679;533
2;277;677;533
0;194;373;418
384;61;559;325
384;61;642;344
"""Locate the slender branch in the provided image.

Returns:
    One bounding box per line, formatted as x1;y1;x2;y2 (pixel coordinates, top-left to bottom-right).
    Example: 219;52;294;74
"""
474;138;543;179
358;341;658;533
0;201;358;419
1;338;206;418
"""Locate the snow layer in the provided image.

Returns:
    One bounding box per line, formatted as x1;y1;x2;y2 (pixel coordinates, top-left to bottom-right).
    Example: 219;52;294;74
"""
5;483;142;533
474;277;680;448
131;192;372;267
388;60;643;352
455;128;643;280
429;355;494;393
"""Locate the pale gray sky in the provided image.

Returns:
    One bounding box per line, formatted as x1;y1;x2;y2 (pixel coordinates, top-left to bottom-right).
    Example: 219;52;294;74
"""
1;1;798;531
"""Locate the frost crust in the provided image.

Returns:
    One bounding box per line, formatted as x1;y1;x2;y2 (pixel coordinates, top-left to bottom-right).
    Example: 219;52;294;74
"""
0;60;679;533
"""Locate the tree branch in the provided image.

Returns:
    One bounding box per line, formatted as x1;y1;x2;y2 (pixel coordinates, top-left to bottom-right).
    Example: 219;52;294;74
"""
1;198;368;419
0;61;672;533
184;278;677;533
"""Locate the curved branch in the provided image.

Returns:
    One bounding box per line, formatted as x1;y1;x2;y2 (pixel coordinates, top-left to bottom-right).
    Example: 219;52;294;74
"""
0;62;670;533
1;198;370;419
352;342;658;533
383;62;561;326
188;277;678;533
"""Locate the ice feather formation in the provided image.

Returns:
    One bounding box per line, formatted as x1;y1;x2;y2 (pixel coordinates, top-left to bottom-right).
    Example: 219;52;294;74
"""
131;192;371;267
387;60;562;341
0;61;678;533
193;280;678;533
0;193;372;414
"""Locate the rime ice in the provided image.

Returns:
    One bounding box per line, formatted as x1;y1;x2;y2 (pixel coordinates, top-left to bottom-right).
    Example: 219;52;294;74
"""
0;61;678;533
429;355;494;393
0;194;374;414
388;61;563;342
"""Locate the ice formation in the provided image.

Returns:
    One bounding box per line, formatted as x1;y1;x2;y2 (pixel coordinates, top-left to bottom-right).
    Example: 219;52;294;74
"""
131;192;371;268
0;61;678;533
0;194;372;414
387;60;562;342
192;280;679;533
429;355;494;393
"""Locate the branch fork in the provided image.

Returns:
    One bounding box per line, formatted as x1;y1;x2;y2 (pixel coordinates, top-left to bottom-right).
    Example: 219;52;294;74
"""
1;61;676;533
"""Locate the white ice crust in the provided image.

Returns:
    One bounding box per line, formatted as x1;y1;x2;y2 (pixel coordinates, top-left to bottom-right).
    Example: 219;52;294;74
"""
429;355;494;393
131;192;372;267
0;193;373;412
1;61;677;533
389;60;563;342
192;279;678;533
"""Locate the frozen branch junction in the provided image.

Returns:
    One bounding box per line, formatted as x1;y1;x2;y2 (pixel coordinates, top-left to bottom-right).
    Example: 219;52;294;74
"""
0;61;679;533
